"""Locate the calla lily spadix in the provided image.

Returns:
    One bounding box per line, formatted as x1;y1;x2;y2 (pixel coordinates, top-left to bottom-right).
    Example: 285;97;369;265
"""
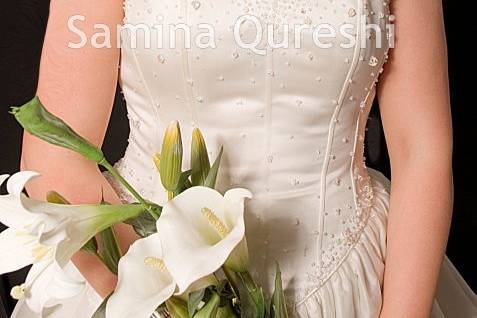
156;186;252;294
106;233;217;318
0;171;148;313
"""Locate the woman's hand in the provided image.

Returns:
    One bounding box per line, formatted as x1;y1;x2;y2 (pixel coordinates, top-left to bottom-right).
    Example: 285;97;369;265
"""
378;0;453;316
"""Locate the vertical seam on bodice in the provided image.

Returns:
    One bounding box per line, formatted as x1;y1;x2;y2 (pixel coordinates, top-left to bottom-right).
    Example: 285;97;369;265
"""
128;42;163;194
179;0;200;126
296;89;378;308
296;1;393;306
129;47;163;146
263;47;274;262
297;7;392;303
316;0;363;267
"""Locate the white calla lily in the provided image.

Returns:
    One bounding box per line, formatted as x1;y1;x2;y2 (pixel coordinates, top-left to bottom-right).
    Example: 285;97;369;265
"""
0;171;147;313
106;233;176;318
157;186;252;293
107;233;217;318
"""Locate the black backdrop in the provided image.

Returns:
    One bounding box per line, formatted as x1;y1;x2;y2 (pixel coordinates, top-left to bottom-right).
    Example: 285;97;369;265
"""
0;0;475;316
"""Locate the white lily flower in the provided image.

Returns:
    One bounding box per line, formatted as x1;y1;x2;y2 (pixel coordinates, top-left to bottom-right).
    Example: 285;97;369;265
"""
106;233;175;318
157;186;252;294
17;260;87;314
106;233;216;318
11;260;103;318
0;171;146;313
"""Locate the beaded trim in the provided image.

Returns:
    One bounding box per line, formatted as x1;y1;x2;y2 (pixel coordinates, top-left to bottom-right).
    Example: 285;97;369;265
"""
294;166;375;306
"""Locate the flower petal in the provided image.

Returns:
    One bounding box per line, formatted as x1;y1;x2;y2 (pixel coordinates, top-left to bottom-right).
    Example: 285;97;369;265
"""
224;188;253;206
157;186;251;293
106;234;175;318
223;188;252;230
6;171;41;196
46;262;87;301
23;260;85;313
0;172;43;229
0;228;40;274
0;174;9;185
160;186;227;244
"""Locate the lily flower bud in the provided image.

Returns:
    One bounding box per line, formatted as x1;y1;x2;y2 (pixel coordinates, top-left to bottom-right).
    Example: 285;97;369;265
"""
190;127;210;186
153;153;161;172
11;96;104;163
160;121;183;192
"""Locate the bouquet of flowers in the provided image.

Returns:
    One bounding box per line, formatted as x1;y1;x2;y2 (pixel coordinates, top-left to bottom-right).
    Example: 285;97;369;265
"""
0;97;289;318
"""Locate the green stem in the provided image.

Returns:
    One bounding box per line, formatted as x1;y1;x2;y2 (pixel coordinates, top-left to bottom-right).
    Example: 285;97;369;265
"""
100;159;147;205
222;266;240;298
148;207;161;219
100;159;161;220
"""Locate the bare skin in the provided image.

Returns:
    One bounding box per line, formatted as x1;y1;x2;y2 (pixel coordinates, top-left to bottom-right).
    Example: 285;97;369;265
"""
378;0;452;317
20;0;133;298
21;0;453;315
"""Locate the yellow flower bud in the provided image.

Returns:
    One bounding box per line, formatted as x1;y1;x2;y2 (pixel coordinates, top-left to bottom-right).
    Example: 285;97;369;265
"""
160;121;183;192
190;128;210;186
153;153;161;171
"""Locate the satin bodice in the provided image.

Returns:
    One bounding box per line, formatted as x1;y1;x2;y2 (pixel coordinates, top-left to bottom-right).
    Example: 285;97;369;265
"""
115;0;392;305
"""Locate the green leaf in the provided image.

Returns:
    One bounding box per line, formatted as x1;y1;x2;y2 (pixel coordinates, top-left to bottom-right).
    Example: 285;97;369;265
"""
95;198;122;274
216;303;238;318
204;146;223;189
160;121;183;192
166;297;189;318
223;268;266;318
45;191;70;204
81;236;99;254
188;288;206;317
193;291;220;318
125;210;159;238
91;294;111;318
97;227;122;274
217;282;236;307
270;264;289;318
190;128;211;186
173;169;193;197
11;96;104;163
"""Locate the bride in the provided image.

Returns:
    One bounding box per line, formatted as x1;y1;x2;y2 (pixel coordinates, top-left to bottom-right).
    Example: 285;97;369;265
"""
12;0;476;317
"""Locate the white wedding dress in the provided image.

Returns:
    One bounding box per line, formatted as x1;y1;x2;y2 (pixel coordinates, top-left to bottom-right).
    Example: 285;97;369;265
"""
12;0;477;317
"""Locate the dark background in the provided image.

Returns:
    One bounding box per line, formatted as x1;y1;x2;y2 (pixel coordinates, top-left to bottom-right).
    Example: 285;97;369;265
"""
0;0;475;316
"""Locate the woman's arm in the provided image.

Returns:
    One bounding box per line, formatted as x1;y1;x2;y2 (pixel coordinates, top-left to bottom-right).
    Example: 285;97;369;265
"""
21;0;136;297
377;0;453;317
